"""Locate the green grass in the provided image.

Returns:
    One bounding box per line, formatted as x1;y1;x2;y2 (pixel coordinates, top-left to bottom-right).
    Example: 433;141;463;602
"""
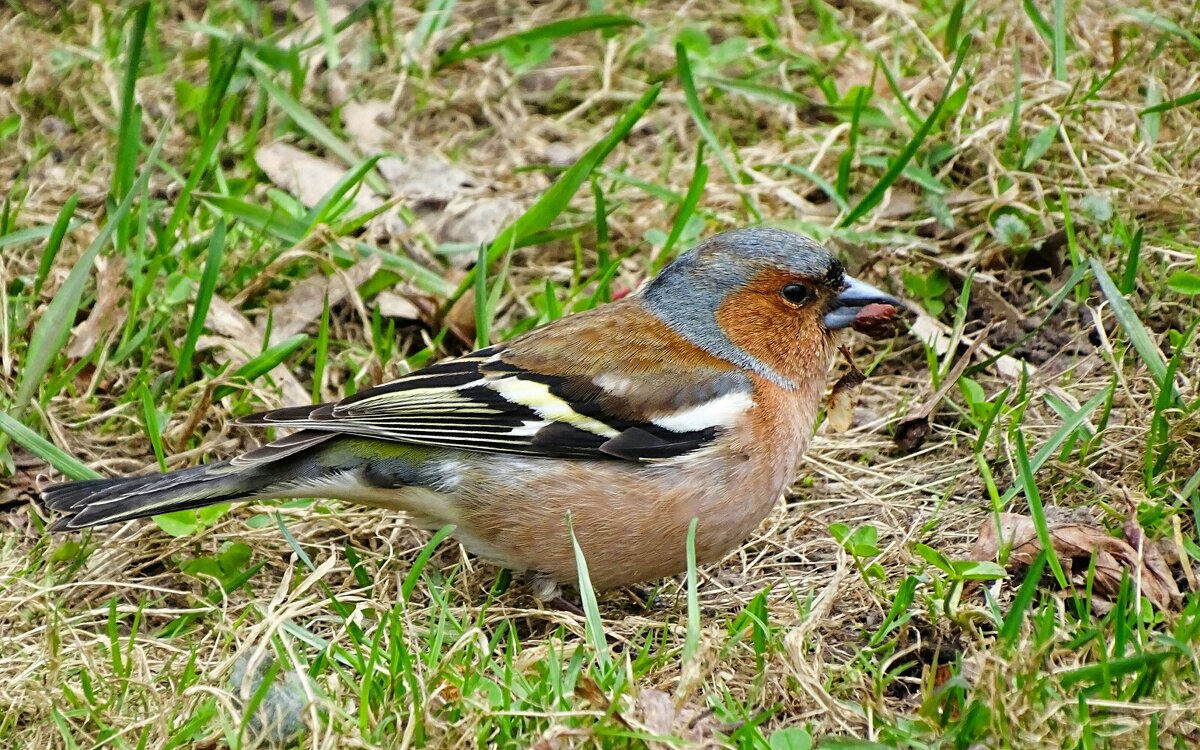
1;1;1199;748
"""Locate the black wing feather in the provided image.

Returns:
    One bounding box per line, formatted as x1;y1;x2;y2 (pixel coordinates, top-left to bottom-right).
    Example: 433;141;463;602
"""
235;344;740;462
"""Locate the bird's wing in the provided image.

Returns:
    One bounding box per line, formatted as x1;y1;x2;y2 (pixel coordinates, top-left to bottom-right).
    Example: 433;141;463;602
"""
237;306;755;462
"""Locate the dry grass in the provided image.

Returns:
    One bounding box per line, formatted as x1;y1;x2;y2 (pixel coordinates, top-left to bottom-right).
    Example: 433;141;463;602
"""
1;0;1199;747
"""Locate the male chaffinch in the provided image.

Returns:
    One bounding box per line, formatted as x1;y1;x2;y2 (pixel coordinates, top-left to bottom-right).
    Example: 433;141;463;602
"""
40;227;899;596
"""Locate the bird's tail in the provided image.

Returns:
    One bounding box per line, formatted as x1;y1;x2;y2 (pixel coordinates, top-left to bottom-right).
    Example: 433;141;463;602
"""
40;433;437;531
40;461;273;531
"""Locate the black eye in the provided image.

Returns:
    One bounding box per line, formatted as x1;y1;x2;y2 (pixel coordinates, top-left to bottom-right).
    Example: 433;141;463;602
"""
781;284;810;305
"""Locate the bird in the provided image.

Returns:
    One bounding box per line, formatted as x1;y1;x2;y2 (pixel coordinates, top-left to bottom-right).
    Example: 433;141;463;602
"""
39;227;900;598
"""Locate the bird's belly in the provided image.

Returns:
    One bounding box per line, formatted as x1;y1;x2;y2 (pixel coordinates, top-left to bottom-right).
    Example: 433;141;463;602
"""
448;453;790;589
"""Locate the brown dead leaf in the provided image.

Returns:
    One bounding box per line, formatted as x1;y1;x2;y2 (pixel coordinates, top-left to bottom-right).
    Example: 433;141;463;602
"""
1121;504;1183;607
826;345;866;433
627;688;722;749
341;100;392;152
378;154;478;203
202;297;309;406
877;187;921;219
66;255;127;359
259;255;382;346
632;688;675;739
443;287;478;348
971;512;1181;610
434;197;521;248
628;686;720;744
255;142;382;212
573;677;630;730
1;469;40;512
341;103;522;253
375;291;422;320
909;307;1028;381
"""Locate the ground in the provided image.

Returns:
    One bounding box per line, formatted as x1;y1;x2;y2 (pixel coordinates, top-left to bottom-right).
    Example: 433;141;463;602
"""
1;0;1199;748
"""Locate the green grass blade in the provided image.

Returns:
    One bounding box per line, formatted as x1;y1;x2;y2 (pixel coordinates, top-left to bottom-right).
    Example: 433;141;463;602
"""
34;193;80;296
0;221;82;253
876;57;921;130
480;241;514;349
474;240;489;349
1119;225;1143;295
436;15;638;68
275;511;316;570
251;62;388;195
944;0;965;55
112;1;152;202
175;219;226;387
839;37;971;227
0;412;101;480
770;163;850;213
567;511;610;671
1059;651;1172;690
1023;0;1054;43
676;43;757;219
591;177;610;274
700;75;811;109
201;39;243;135
408;0;456;64
163;92;238;243
211;333;309;400
401;525;457;602
1015;432;1069;589
1051;0;1068;81
353;241;457;298
13;121;171;417
682;518;701;665
312;294;330;404
1140;88;1200;115
198;193;306;244
304;155;383;228
998;551;1048;645
1090;257;1172;398
450;83;662;302
139;384;167;471
656;142;708;270
1121;9;1200;52
312;0;341;69
1000;390;1105;504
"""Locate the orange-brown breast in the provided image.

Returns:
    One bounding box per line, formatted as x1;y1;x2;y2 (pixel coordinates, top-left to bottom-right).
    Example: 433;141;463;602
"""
433;286;839;588
448;372;833;590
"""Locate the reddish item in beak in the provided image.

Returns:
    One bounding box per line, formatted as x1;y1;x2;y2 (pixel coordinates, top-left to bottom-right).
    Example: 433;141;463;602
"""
851;302;902;338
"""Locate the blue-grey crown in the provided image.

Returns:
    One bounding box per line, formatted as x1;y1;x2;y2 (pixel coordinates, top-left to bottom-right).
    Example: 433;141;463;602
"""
640;228;843;388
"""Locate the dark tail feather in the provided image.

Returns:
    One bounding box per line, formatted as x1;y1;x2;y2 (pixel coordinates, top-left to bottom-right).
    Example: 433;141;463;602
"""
40;461;269;531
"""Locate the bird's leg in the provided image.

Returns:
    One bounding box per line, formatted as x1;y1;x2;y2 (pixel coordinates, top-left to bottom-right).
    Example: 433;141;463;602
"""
624;584;668;611
523;571;585;616
523;570;561;601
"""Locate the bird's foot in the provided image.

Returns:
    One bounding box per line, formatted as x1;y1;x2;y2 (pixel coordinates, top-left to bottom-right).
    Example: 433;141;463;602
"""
624;584;669;612
523;571;585;615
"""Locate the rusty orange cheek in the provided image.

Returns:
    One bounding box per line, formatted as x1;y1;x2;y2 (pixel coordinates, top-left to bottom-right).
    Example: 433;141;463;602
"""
714;271;830;381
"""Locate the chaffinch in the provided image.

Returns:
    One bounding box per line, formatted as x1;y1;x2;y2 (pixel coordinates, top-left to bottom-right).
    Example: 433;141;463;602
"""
40;227;899;596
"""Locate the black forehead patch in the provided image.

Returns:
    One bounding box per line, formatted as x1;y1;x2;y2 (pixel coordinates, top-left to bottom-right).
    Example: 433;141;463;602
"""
823;258;846;287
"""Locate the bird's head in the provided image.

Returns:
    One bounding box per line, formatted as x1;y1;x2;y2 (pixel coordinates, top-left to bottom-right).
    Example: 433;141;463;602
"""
640;227;900;388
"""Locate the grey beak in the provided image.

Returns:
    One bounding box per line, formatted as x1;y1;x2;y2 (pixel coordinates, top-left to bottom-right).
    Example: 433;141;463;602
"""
823;276;902;329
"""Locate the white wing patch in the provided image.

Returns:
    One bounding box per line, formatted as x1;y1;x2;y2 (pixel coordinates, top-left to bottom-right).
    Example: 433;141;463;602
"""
489;377;619;438
651;390;755;433
509;418;551;437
